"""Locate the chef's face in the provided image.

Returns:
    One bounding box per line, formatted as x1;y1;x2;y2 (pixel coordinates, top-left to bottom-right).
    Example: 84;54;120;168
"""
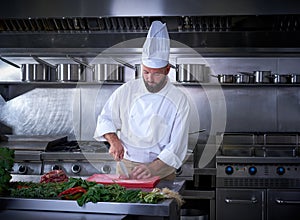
142;64;170;93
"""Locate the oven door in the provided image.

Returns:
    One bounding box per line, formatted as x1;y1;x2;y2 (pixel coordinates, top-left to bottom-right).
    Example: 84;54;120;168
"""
268;189;300;220
216;188;266;220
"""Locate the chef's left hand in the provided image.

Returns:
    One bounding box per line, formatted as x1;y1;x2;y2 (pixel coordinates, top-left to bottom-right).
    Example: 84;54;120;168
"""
130;164;152;179
131;159;165;179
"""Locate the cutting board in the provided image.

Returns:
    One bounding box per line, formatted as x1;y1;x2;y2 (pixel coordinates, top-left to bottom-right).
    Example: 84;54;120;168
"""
86;174;160;188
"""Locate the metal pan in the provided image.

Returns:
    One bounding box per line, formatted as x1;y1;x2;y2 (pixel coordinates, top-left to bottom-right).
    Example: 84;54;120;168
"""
290;74;300;84
211;74;235;83
235;74;251;84
268;74;291;84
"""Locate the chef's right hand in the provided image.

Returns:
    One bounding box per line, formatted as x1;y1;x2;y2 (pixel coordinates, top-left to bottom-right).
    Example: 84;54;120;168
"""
104;133;124;161
109;141;124;161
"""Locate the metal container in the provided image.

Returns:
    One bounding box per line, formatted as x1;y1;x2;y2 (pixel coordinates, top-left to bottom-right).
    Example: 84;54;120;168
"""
176;64;206;82
57;64;85;82
254;70;272;83
217;74;235;83
235;74;251;84
93;64;124;82
135;64;142;79
290;74;300;84
21;64;51;82
270;74;291;84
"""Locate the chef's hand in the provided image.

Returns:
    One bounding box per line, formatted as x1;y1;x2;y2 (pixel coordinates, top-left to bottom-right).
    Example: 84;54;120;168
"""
131;159;165;179
131;164;152;179
104;133;124;161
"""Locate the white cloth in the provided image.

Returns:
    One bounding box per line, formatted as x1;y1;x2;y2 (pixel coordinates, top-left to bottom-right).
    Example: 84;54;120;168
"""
94;78;191;169
142;21;170;68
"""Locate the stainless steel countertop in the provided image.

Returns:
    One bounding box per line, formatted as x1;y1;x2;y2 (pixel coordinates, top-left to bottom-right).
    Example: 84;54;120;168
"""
2;180;184;219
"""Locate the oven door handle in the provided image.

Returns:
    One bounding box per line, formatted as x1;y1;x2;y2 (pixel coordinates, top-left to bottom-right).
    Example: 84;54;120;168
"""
276;199;300;205
225;197;258;204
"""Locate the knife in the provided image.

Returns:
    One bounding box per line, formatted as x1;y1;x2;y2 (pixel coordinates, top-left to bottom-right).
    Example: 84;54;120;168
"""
118;161;129;178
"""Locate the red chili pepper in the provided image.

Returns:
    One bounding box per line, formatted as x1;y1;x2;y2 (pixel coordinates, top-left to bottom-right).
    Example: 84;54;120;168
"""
58;186;87;200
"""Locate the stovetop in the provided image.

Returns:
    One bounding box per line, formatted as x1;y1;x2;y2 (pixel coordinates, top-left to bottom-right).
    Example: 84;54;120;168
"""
217;132;300;158
0;135;110;154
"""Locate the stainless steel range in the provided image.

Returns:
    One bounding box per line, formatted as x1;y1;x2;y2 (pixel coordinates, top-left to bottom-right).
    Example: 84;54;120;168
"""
0;135;194;182
216;132;300;220
42;140;116;177
0;135;117;182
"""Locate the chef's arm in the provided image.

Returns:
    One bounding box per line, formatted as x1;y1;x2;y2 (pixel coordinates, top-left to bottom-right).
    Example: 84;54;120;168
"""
104;133;124;161
131;158;168;179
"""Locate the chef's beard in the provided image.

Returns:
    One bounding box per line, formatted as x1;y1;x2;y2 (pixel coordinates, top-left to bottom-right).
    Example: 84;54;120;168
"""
143;76;167;93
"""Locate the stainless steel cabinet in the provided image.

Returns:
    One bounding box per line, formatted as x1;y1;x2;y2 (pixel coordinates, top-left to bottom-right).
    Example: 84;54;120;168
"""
216;188;266;220
267;189;300;220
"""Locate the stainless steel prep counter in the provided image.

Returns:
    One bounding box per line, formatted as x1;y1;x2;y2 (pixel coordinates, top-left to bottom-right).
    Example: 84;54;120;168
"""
0;181;184;220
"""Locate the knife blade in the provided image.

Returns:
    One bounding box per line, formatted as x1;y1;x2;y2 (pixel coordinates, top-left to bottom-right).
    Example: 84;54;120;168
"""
118;161;129;178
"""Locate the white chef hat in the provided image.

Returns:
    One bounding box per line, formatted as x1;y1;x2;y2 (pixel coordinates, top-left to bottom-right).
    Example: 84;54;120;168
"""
142;21;170;68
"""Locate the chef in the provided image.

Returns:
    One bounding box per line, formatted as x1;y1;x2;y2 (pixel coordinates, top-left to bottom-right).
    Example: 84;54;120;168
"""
94;20;191;180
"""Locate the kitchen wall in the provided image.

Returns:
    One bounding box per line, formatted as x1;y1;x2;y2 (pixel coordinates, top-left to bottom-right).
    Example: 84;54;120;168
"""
0;56;300;144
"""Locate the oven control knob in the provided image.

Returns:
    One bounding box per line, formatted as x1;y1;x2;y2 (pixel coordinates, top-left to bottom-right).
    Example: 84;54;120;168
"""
225;166;234;175
276;167;285;175
71;164;81;174
248;166;257;175
176;167;183;176
18;165;28;174
101;165;111;174
52;165;61;170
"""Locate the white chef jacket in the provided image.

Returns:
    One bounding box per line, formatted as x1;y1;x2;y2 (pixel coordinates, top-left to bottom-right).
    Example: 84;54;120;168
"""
93;78;191;169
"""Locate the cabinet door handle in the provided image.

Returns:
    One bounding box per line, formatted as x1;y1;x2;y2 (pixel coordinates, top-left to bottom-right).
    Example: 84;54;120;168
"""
276;199;300;204
225;197;258;204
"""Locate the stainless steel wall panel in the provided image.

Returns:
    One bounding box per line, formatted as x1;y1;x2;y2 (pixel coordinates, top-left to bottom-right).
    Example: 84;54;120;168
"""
223;87;277;132
78;84;119;141
277;87;300;132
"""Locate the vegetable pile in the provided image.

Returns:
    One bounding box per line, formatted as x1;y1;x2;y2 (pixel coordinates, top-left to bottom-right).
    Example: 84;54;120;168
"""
0;147;14;196
9;177;184;207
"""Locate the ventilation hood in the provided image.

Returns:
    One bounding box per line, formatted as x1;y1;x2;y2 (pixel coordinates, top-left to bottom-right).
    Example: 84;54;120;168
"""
0;0;300;57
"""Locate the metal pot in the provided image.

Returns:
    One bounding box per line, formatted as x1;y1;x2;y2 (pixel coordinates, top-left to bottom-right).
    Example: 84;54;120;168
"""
235;74;251;84
290;74;300;84
21;64;52;82
214;74;235;83
57;64;85;82
269;74;291;84
254;70;272;83
93;64;124;82
135;64;142;79
176;64;206;82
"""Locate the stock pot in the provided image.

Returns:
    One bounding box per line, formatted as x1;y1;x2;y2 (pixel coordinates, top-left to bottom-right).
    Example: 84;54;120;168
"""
235;74;252;84
93;64;124;82
176;64;206;82
21;64;52;81
57;64;85;82
253;70;272;83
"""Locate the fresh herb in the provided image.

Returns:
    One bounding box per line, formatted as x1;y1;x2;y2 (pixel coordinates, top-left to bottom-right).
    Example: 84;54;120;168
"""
10;182;68;199
0;147;14;195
